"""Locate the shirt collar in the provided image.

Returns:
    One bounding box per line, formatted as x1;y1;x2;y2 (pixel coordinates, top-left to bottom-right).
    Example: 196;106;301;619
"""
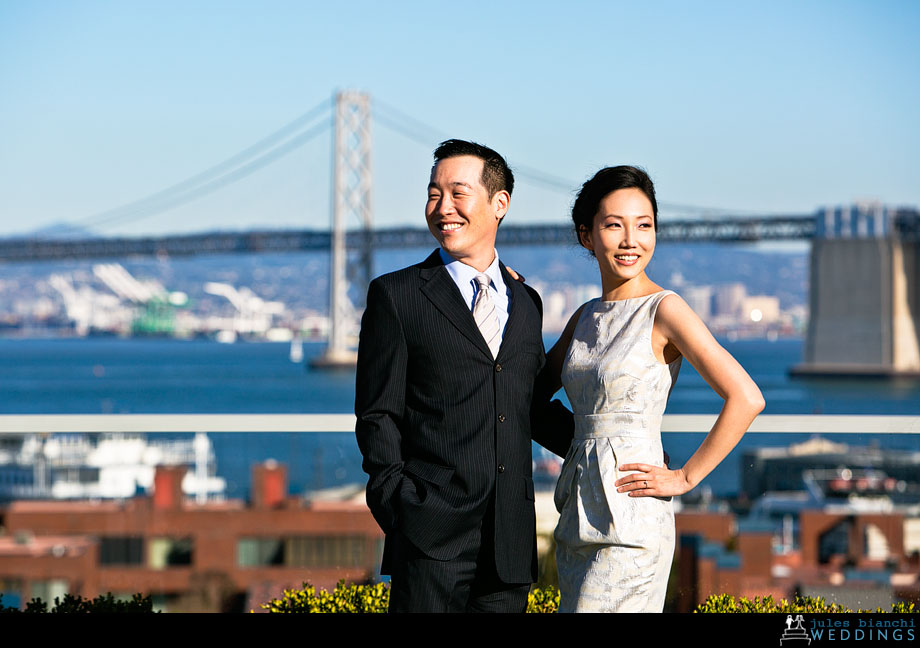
439;248;503;290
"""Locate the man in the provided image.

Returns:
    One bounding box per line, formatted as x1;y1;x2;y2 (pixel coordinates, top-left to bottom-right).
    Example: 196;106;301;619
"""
355;139;572;613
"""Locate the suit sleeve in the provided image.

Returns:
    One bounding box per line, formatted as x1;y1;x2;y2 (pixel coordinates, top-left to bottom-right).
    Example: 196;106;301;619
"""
531;363;575;457
525;285;575;458
354;279;407;534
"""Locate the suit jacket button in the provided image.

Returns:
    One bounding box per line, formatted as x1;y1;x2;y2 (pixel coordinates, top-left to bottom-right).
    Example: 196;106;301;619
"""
498;414;506;422
498;464;505;473
495;363;502;372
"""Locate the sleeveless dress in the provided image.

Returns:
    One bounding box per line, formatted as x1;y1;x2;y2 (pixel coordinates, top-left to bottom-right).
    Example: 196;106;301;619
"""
553;291;681;613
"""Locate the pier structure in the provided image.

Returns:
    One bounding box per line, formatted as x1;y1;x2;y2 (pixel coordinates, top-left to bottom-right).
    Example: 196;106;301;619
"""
794;205;920;376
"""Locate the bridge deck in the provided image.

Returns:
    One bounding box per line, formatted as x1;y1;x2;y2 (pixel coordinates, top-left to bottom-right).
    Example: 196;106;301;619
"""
3;210;916;263
0;216;819;262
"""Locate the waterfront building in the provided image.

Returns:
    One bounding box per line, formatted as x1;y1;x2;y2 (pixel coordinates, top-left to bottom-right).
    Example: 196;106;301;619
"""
715;283;747;318
682;286;713;323
0;463;383;612
674;508;920;612
741;295;780;324
742;437;920;508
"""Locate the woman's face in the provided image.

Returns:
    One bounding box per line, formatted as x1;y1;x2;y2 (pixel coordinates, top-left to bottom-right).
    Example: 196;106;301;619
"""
579;187;656;284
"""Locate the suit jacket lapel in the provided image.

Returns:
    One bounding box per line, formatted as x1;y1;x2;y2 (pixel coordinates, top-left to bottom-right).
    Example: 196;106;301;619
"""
419;250;494;359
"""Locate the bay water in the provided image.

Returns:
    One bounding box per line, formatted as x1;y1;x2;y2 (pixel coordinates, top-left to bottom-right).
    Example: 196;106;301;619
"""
1;337;918;498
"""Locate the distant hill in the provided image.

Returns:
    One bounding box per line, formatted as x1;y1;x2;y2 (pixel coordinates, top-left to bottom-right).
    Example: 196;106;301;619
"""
3;223;98;240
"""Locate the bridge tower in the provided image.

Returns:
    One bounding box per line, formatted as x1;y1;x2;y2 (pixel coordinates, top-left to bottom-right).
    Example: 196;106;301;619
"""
311;91;373;368
793;205;920;376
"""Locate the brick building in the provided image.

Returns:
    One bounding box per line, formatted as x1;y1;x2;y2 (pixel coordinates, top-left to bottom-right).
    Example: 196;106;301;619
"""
0;462;383;612
674;509;920;612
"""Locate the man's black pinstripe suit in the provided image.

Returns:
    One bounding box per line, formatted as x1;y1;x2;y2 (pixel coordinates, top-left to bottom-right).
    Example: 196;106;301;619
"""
355;249;573;610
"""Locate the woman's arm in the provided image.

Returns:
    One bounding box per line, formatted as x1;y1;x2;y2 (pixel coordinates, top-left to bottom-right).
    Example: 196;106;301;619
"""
615;293;765;497
542;302;589;395
529;302;589;457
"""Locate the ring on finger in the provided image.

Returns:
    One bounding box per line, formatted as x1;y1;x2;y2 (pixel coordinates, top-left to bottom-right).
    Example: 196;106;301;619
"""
644;480;648;489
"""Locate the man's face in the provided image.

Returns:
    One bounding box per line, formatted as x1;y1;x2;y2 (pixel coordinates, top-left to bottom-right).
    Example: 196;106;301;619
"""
425;155;508;268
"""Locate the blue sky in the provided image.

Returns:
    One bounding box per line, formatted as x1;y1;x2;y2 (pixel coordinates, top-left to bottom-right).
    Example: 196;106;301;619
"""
1;0;918;237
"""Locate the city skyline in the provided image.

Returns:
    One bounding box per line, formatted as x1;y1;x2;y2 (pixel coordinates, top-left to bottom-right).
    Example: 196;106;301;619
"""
2;1;918;238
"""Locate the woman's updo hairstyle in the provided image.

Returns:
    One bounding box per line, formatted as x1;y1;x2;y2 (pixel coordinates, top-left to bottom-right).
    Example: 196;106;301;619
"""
571;166;658;251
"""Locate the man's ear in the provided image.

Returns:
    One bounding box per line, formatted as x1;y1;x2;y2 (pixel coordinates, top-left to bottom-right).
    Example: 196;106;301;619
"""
493;190;510;221
578;225;593;251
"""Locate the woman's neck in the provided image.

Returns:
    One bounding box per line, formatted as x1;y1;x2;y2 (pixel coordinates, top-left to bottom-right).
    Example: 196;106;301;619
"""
600;273;661;302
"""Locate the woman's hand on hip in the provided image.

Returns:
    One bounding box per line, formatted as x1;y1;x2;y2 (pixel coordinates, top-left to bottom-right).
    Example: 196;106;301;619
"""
615;463;692;498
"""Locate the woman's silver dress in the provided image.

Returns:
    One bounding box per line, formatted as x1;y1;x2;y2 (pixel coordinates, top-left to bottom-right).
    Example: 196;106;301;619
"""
554;291;681;613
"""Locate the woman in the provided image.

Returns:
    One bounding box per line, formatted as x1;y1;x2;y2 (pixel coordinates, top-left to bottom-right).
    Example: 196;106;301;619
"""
545;166;764;613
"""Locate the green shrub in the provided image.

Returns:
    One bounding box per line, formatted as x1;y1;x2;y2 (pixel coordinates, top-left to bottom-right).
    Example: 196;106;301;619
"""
0;592;154;614
695;594;918;614
260;581;562;613
260;580;389;613
526;585;560;613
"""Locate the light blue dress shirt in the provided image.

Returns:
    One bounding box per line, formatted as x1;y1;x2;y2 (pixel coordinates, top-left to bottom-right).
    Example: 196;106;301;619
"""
438;247;511;339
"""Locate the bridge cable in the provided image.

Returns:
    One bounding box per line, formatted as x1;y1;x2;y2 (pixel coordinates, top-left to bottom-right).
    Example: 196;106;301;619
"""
75;94;772;232
374;99;579;196
374;99;773;217
83;119;332;230
78;98;333;230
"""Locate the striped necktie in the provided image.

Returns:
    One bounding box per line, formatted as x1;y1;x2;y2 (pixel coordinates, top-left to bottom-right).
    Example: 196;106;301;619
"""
473;274;501;359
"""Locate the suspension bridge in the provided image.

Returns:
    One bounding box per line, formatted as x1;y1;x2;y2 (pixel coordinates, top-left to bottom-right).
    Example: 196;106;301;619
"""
1;91;918;374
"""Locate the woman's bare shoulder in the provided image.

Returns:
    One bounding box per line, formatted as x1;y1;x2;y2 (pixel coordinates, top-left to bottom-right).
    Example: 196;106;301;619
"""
655;291;713;342
656;291;697;321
